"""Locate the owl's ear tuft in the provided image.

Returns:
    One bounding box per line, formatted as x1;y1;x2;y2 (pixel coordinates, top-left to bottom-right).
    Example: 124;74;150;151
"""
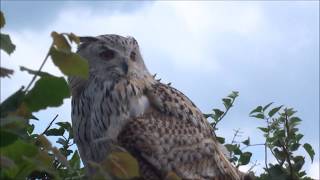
79;36;99;43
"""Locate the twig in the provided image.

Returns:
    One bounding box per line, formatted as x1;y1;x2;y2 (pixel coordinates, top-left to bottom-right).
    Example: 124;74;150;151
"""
41;114;59;135
247;160;260;172
213;97;236;129
284;110;294;179
241;143;265;151
25;42;54;92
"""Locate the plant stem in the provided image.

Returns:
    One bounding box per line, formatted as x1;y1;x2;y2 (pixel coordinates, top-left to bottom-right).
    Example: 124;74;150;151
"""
41;114;59;135
25;42;54;92
284;110;294;179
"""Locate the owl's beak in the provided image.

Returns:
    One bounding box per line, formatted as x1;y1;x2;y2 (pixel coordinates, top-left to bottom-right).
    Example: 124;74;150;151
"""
121;62;129;74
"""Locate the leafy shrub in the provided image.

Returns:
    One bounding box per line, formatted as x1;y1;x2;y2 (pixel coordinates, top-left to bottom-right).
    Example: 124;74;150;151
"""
0;11;315;180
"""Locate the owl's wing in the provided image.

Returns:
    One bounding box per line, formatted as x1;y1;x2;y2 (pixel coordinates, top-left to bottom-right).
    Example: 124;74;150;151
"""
118;83;242;180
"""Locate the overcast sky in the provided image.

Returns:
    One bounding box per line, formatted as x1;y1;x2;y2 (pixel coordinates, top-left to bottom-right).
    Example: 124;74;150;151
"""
1;1;319;178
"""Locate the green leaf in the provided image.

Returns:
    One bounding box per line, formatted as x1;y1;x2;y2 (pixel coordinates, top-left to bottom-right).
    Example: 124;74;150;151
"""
290;117;302;126
0;33;16;55
227;91;239;99
1;139;38;162
20;66;52;77
50;47;89;79
263;102;273;112
203;113;212;118
56;121;72;132
289;143;300;151
0;67;14;78
103;152;140;179
268;105;283;117
69;150;80;170
51;31;71;51
242;137;250;146
44;128;65;136
222;98;232;109
24;76;70;112
224;144;237;152
238;152;252;165
303;143;315;162
250;106;262;115
0;129;18;147
216;136;225;144
67;33;80;45
0;87;25;118
258;127;269;133
292;156;305;172
252;113;265;119
0;11;5;28
56;138;67;146
212;108;224;121
295;134;304;142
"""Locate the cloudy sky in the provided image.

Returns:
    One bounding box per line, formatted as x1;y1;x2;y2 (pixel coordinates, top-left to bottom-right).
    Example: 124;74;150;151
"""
1;1;319;178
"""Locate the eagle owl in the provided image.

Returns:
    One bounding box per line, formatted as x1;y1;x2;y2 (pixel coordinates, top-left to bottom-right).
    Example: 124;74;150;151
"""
69;35;250;180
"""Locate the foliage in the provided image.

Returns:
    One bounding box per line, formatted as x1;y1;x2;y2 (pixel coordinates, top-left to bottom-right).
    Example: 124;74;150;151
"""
0;11;316;180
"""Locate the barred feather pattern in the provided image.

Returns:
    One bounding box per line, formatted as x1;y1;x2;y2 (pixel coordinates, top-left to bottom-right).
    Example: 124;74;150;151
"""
70;34;251;180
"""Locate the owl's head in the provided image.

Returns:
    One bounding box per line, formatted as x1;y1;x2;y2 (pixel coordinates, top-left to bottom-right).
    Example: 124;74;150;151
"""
77;34;150;81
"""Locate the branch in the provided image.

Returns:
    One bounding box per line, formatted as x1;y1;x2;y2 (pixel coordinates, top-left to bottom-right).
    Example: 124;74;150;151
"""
41;114;59;135
25;42;54;92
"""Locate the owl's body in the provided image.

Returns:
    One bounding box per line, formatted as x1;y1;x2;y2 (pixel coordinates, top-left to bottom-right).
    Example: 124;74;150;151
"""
69;35;248;180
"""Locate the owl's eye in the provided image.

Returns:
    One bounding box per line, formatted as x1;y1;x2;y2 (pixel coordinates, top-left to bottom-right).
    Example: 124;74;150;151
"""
130;51;136;61
99;49;115;61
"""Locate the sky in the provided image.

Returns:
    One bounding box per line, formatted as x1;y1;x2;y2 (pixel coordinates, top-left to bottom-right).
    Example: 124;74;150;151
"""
1;1;319;178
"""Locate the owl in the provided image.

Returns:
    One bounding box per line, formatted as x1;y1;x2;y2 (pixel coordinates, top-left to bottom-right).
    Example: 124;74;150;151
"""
69;34;251;180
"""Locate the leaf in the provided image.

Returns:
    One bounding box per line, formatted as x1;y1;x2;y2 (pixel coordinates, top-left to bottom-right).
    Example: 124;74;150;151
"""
0;129;18;147
258;127;269;133
0;87;25;118
0;155;16;169
250;106;262;115
0;11;5;28
238;152;252;165
104;152;140;179
51;31;71;51
227;91;239;99
1;139;38;162
20;66;52;77
216;136;225;144
45;128;65;136
24;76;70;112
303;143;315;162
295;134;304;142
56;138;67;146
224;144;237;152
50;47;89;79
203;113;212;118
212;108;224;121
268;105;283;117
165;171;181;180
263;102;273;112
292;156;305;172
56;121;72;132
0;67;14;78
26;123;35;134
252;113;265;119
222;98;232;109
0;33;16;55
290;117;302;126
69;150;81;170
242;137;250;146
67;33;80;45
289;143;300;151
